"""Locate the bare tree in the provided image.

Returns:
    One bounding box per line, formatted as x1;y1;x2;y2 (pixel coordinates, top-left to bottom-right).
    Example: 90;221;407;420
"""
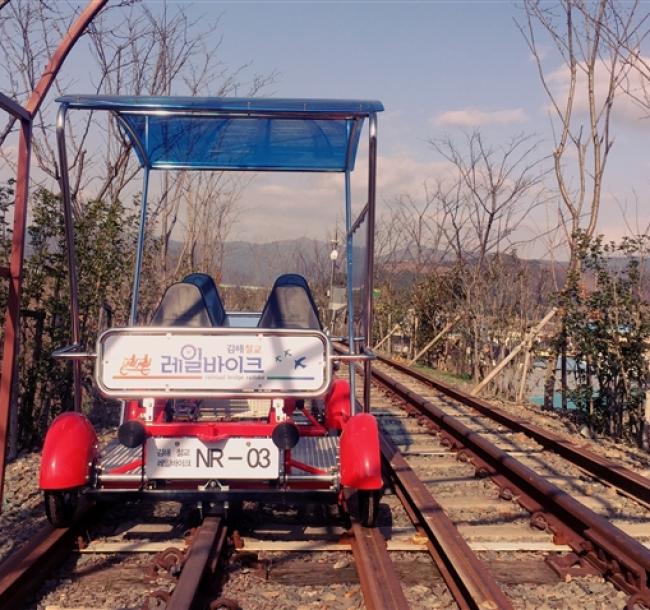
386;180;454;275
169;171;249;282
373;180;457;355
0;2;275;207
426;130;547;380
0;0;277;321
517;0;646;271
374;130;547;383
517;0;647;408
431;131;546;266
0;1;64;147
583;3;650;117
0;1;133;190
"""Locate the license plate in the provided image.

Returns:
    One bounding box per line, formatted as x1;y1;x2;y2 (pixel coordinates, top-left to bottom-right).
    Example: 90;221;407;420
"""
145;437;280;480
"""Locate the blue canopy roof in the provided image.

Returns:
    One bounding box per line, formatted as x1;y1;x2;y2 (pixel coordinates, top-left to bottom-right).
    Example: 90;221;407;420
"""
57;95;383;172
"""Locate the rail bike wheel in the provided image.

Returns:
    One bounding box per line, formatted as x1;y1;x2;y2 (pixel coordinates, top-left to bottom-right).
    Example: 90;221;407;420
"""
44;488;79;528
358;489;380;528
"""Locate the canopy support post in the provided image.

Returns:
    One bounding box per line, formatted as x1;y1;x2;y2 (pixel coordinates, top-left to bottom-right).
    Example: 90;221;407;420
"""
363;113;378;413
129;166;150;325
344;164;357;414
56;105;82;411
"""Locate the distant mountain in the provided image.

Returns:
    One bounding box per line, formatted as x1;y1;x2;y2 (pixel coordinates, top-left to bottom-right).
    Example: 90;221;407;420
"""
221;238;331;286
38;229;649;293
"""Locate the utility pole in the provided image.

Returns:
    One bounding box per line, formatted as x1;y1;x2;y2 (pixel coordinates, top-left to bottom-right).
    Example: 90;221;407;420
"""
329;231;339;332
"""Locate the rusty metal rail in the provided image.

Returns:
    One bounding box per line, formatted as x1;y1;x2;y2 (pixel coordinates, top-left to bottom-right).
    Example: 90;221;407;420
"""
381;434;514;610
0;524;72;607
349;521;409;610
0;504;228;609
0;507;94;608
371;362;650;607
378;354;650;506
166;516;228;610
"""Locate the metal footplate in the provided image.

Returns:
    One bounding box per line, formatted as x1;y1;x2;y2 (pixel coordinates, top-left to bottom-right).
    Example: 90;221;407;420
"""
100;440;142;472
95;435;340;488
291;436;339;472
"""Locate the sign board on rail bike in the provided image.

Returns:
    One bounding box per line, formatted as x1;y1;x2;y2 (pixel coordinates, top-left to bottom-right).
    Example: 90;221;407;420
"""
96;328;330;397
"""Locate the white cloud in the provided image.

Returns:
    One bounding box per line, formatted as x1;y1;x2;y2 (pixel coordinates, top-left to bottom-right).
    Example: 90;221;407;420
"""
235;152;453;242
544;56;650;127
377;154;451;197
431;107;528;127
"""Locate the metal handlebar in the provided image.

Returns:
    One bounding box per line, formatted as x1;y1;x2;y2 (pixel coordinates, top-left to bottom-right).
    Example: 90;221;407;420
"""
51;344;96;360
330;347;377;362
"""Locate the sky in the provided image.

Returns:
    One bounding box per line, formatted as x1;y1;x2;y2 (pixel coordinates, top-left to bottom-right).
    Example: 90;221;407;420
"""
3;0;650;259
213;0;556;245
168;0;650;256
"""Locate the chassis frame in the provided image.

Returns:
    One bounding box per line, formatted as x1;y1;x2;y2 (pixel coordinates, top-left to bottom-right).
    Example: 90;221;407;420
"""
40;95;384;526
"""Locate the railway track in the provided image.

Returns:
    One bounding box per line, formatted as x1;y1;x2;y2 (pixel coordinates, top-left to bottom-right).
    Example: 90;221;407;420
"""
362;353;650;609
0;496;411;609
2;356;650;608
377;354;650;506
0;501;232;609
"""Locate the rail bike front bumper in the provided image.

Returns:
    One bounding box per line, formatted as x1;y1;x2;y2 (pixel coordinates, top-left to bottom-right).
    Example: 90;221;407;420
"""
86;433;341;503
79;413;382;503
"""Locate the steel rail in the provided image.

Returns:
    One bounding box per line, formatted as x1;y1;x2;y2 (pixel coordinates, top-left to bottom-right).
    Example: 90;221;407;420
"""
0;524;73;607
381;434;514;610
349;522;409;610
167;516;227;610
377;354;650;506
371;364;650;606
0;507;93;607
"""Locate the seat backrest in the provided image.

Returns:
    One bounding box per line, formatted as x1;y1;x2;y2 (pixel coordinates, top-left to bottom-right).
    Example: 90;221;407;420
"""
257;273;322;330
150;282;213;327
183;273;228;326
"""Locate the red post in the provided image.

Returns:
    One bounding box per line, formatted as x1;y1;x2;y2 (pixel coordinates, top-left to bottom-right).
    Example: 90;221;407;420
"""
0;118;31;503
0;0;108;510
25;0;109;116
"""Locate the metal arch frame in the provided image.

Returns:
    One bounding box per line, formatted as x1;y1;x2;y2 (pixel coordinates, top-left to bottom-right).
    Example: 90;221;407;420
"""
55;102;380;417
0;0;108;510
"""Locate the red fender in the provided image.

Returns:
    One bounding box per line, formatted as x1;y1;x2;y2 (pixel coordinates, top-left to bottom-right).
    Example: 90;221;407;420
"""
325;379;351;431
339;413;382;490
40;412;98;490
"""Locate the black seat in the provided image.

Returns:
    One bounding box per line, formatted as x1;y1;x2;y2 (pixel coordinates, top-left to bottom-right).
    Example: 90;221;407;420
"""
150;282;213;327
257;274;322;330
183;273;228;327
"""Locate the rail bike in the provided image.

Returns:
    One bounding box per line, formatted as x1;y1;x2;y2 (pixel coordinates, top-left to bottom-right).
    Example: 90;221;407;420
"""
39;95;384;528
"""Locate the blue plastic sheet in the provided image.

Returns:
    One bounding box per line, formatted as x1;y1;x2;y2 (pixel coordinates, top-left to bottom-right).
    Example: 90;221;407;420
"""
57;95;383;172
